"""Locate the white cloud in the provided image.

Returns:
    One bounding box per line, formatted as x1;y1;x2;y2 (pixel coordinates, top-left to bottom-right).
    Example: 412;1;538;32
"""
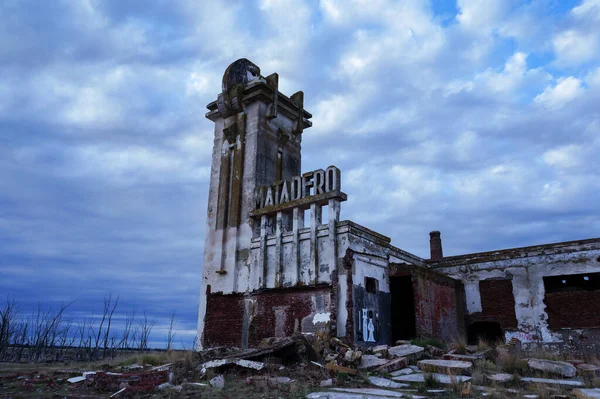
456;0;508;33
542;145;585;169
534;77;583;108
553;30;598;66
571;0;600;21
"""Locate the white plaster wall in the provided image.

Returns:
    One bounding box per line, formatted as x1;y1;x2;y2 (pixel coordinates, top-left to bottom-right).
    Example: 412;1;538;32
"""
352;254;390;293
437;246;600;343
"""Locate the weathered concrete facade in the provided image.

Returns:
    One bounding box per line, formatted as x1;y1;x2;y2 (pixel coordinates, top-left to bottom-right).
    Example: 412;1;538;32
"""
429;236;600;352
197;59;600;353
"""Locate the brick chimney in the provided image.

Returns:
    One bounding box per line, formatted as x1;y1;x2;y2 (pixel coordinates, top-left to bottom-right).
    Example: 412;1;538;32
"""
429;231;443;261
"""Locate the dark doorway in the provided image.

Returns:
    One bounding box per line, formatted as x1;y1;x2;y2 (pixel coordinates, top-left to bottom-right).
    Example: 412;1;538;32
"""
467;321;503;345
390;275;416;342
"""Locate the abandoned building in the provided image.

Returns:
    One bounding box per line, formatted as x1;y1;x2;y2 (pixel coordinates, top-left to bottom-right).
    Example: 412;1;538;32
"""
197;59;600;353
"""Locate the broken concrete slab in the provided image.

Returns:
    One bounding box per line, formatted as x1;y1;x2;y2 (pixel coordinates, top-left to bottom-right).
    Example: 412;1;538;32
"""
521;377;584;386
426;345;445;357
359;355;388;370
388;344;424;359
375;357;408;374
150;363;172;371
320;379;333;387
390;368;413;376
573;388;600;399
368;376;410;389
392;373;472;384
372;345;389;355
200;358;265;371
269;376;292;384
330;387;406;397
344;349;362;362
442;352;487;361
417;359;472;376
306;392;399;399
210;375;225;389
526;359;577;378
577;364;600;374
486;373;514;383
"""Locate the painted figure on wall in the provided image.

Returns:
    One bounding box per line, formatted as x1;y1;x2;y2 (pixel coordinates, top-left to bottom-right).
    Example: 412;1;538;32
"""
362;309;376;342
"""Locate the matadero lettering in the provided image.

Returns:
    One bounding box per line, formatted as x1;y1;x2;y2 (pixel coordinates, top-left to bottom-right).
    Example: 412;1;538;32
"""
255;166;341;210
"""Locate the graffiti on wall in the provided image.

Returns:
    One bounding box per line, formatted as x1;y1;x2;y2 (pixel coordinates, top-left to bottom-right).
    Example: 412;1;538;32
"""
357;308;377;342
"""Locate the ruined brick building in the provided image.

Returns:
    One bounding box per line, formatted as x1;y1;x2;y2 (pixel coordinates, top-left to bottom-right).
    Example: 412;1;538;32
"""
197;59;600;353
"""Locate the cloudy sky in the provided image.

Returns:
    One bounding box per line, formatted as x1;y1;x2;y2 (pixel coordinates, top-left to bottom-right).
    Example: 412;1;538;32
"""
1;0;599;348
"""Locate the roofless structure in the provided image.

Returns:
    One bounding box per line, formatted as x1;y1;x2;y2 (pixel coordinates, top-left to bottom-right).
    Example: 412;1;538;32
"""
197;59;600;354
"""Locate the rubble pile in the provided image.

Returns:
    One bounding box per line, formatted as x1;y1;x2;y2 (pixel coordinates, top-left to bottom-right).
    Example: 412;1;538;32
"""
1;336;600;397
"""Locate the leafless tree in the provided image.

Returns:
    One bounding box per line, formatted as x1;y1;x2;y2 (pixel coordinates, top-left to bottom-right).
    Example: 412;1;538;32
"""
0;297;17;359
138;310;156;350
102;294;119;359
166;312;176;351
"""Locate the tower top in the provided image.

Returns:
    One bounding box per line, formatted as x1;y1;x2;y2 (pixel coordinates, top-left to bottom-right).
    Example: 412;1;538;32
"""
205;59;312;131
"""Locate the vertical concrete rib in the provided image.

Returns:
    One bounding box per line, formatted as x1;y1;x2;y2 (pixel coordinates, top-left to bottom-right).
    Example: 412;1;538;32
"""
275;211;283;287
260;215;268;289
310;203;321;284
328;199;340;273
292;207;301;285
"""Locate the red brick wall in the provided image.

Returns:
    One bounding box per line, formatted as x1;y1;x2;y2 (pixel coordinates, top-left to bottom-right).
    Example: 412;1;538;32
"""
204;287;331;348
204;292;245;347
545;291;600;329
479;279;517;328
413;269;462;342
247;287;330;346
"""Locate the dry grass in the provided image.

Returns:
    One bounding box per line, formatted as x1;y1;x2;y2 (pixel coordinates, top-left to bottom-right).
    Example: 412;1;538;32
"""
499;352;528;375
451;335;468;355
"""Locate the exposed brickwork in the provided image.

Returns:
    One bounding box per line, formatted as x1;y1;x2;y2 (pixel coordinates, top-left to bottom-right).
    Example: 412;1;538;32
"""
388;264;464;342
414;277;460;341
545;291;600;329
478;279;517;328
204;292;244;347
247;286;330;346
343;249;354;345
204;286;331;348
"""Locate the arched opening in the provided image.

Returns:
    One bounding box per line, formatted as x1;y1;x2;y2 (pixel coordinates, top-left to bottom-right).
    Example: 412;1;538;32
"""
467;321;503;345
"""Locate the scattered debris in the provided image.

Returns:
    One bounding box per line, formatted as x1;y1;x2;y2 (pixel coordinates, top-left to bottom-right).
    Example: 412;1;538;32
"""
367;376;409;388
200;358;265;371
67;376;86;383
109;387;126;397
359;354;388;370
390;367;413;376
574;388;600;399
417;359;473;375
326;362;358;375
392;372;472;384
319;378;333;387
521;377;584;387
374;356;408;374
486;373;514;383
388;344;424;359
210;374;225;389
526;358;577;378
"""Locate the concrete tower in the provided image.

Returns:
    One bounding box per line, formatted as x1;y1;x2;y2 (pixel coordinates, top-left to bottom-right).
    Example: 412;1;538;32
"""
197;59;312;347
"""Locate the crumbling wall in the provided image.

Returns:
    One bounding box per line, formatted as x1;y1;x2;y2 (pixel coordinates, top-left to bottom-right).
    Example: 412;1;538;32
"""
204;286;332;348
204;292;245;348
412;268;464;342
478;279;518;328
430;238;600;349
